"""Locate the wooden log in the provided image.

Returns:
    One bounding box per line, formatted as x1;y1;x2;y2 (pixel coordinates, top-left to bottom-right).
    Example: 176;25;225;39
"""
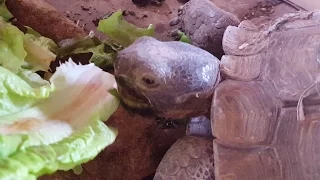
6;0;87;43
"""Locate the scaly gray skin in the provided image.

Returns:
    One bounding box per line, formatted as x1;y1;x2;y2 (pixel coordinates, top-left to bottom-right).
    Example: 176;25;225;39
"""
171;0;240;58
114;36;220;120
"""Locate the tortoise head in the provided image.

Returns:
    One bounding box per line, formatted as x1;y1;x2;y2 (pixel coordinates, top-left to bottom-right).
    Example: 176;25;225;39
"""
114;36;220;119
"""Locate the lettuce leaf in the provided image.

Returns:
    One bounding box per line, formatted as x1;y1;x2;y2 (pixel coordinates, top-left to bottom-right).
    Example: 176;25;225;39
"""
178;31;191;44
0;9;120;179
0;18;27;73
57;34;118;68
97;10;155;47
23;27;58;72
0;0;13;21
0;15;58;72
0;1;58;72
0;59;119;179
57;33;99;57
0;18;58;73
72;43;116;67
0;66;52;116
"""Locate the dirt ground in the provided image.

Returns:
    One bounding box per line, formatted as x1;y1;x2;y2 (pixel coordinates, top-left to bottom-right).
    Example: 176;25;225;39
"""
38;0;299;180
44;0;298;40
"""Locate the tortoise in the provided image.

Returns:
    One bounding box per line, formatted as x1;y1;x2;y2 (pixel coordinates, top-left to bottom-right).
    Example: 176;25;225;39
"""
114;0;320;179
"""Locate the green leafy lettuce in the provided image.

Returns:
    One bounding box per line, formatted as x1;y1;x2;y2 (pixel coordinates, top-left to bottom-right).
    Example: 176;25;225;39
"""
0;6;120;179
0;60;119;179
0;0;13;21
71;43;116;67
97;10;155;47
57;34;118;68
0;17;58;73
0;17;27;73
56;9;156;69
23;26;58;72
178;31;191;44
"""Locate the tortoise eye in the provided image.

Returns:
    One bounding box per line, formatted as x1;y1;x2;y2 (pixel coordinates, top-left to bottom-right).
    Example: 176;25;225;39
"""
142;77;155;85
141;75;159;88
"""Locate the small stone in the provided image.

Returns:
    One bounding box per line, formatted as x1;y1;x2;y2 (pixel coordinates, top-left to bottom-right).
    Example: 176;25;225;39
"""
65;11;71;18
170;17;181;26
150;0;163;6
177;0;190;3
122;10;130;16
80;5;90;11
129;11;136;16
132;0;149;7
92;18;100;27
123;10;136;17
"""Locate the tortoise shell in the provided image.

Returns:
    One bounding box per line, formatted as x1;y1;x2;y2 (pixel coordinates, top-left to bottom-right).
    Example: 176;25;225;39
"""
156;10;320;180
213;10;320;180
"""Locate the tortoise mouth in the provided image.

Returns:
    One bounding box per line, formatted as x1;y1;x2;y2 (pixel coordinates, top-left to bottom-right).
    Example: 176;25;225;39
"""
115;76;151;110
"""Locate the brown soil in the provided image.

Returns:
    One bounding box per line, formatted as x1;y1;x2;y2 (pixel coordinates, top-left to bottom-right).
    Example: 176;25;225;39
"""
43;0;298;41
36;0;299;179
43;0;181;41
